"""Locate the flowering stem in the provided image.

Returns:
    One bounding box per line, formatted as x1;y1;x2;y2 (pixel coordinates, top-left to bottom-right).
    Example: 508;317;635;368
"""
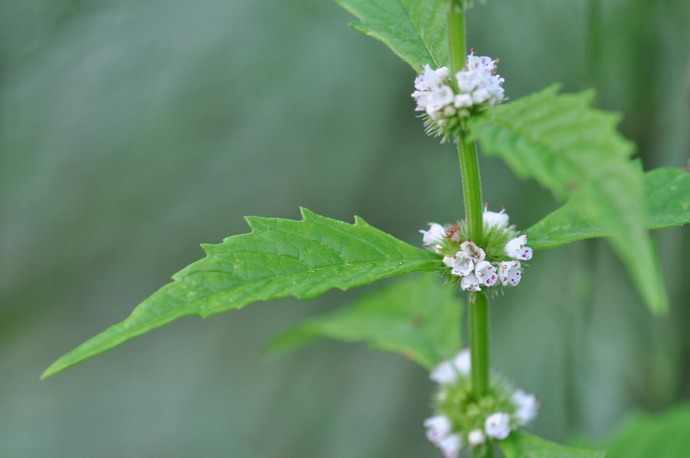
448;0;492;435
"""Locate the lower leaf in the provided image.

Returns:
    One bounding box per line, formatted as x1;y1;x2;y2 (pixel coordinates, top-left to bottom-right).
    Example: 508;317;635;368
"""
268;273;463;369
501;432;607;458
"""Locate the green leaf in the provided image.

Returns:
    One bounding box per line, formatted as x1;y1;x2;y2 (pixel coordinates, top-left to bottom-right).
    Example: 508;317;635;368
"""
528;167;690;249
605;404;690;458
501;432;607;458
469;86;668;314
335;0;448;70
42;208;441;378
268;273;462;369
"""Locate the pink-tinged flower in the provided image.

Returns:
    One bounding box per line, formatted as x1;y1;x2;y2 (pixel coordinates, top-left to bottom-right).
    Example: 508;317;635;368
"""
505;235;533;261
444;254;474;277
460;273;481;292
475;261;498;287
498;261;522;287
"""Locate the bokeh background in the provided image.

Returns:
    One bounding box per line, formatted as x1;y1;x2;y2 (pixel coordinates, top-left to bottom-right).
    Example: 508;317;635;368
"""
1;0;689;456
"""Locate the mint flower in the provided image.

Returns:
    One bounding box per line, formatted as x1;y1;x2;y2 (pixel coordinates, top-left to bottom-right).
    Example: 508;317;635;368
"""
430;349;471;385
483;208;509;229
412;53;505;140
439;434;462;458
505;235;533;261
484;412;511;440
424;415;453;444
475;260;498;287
511;390;539;425
498;261;522;287
420;223;447;252
459;240;486;262
468;429;486;447
460;273;482;292
420;209;533;293
426;348;540;455
443;253;474;277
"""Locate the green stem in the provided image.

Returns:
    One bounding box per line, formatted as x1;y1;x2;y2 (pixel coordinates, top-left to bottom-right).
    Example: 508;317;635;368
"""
447;4;466;75
457;136;484;246
448;3;491;456
469;293;490;396
448;0;491;428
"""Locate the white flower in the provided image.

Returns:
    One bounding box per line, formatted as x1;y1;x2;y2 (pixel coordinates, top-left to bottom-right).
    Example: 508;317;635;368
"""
484;412;511;440
505;235;533;261
454;93;473;108
430;349;471;385
439;434;462;458
430;360;458;385
415;65;449;91
430;85;455;108
460;273;481;292
455;53;505;108
424;415;452;444
472;88;490;104
468;429;486;446
413;65;454;118
511;390;539;425
466;54;496;73
420;223;446;249
459;241;485;262
452;348;471;376
475;260;498;287
444;254;474;277
456;71;481;92
483;208;509;229
412;54;505;139
498;261;522;287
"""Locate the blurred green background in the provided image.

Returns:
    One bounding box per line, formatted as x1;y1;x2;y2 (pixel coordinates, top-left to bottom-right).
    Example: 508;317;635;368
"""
1;0;688;456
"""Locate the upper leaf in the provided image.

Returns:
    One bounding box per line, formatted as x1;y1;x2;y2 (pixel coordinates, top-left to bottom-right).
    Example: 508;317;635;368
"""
605;404;690;458
335;0;448;70
268;273;462;369
528;167;690;249
42;208;441;378
501;432;607;458
469;86;668;314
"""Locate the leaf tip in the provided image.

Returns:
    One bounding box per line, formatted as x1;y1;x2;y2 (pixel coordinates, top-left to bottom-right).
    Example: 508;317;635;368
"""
648;294;669;317
40;358;67;380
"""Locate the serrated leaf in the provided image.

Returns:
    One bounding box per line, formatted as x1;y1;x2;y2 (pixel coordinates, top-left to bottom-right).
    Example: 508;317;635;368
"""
335;0;448;70
42;208;441;378
268;273;462;369
469;86;668;314
527;167;690;248
501;432;607;458
605;404;690;458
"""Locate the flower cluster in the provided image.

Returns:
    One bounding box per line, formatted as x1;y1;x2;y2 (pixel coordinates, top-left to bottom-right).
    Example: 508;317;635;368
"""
419;208;533;292
412;53;505;140
425;349;539;457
